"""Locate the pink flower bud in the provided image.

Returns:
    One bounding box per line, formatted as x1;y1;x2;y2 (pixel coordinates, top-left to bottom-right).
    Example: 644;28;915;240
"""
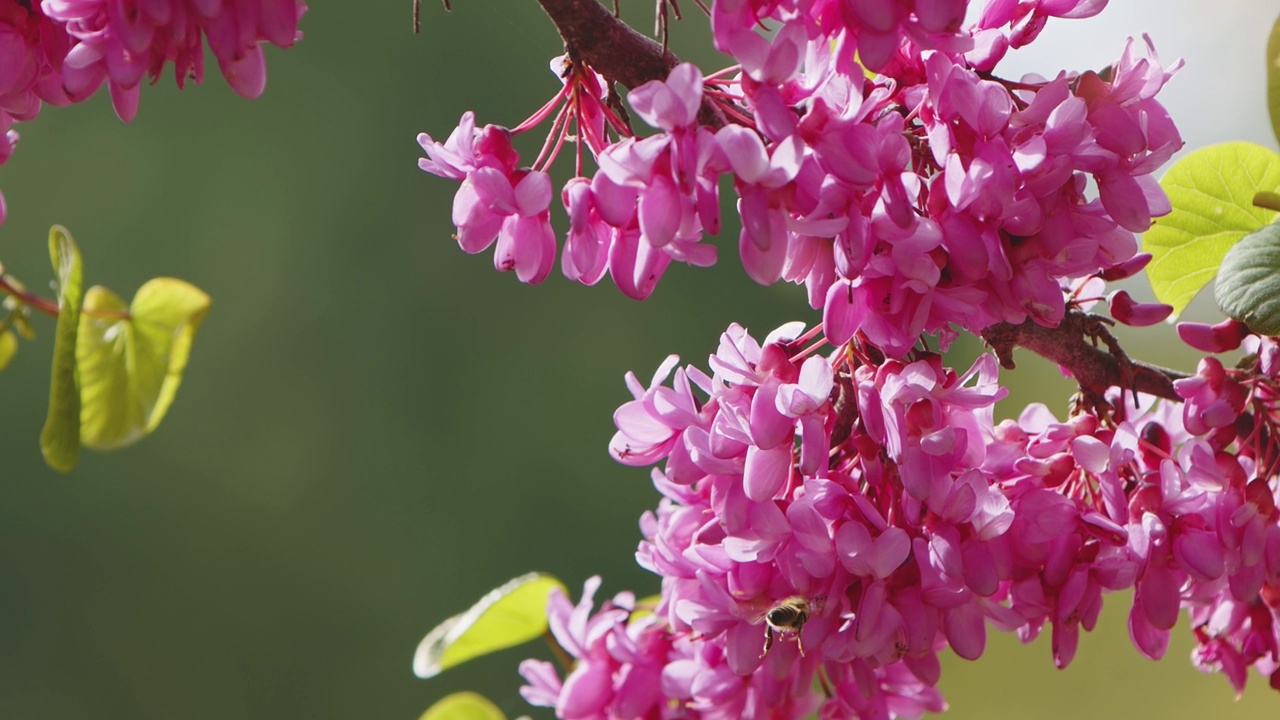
1109;290;1172;326
1176;318;1249;353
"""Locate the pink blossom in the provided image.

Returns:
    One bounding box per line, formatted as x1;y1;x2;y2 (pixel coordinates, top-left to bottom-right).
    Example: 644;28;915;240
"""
42;0;306;121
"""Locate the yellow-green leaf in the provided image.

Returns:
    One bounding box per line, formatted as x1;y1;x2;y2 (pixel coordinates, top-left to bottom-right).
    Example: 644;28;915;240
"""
0;329;16;371
1268;12;1280;147
1142;142;1280;316
412;572;566;679
76;278;211;450
40;225;84;472
419;692;507;720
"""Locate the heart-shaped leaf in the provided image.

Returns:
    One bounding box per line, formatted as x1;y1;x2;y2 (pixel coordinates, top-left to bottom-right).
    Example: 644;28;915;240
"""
1215;221;1280;335
40;225;84;472
1142;142;1280;316
76;278;211;450
420;692;506;720
413;572;566;679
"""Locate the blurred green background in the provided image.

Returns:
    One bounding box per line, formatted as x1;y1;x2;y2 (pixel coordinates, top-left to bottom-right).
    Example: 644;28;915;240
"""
0;1;1277;718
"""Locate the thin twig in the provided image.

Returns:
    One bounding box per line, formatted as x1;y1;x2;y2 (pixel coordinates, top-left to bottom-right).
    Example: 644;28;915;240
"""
534;0;726;127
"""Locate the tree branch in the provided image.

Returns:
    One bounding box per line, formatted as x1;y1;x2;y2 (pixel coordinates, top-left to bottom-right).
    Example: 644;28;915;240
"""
531;3;1189;405
535;0;726;127
981;311;1190;403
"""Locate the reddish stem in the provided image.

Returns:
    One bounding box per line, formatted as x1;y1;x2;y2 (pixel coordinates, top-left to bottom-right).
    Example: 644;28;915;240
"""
535;0;727;127
0;274;59;317
0;273;130;321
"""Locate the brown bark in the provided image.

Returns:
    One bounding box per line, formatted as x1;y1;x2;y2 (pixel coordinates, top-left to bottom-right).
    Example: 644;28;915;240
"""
982;312;1189;402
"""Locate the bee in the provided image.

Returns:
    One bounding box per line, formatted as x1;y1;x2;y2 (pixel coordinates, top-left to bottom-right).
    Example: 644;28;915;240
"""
756;594;824;657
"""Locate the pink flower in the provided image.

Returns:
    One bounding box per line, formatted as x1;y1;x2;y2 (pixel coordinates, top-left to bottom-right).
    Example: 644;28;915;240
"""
42;0;306;121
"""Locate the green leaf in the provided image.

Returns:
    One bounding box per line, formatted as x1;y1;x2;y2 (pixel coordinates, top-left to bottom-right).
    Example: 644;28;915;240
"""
76;278;211;450
1142;142;1280;315
0;329;16;371
1269;12;1280;147
40;225;84;472
412;572;566;679
419;692;507;720
1215;222;1280;335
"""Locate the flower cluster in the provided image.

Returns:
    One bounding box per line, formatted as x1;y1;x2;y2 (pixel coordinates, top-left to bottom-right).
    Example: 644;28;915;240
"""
43;0;307;121
518;322;1280;718
416;0;1180;357
0;0;68;223
0;0;306;224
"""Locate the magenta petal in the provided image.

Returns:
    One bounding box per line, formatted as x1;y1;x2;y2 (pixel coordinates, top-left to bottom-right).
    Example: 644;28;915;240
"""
518;659;562;707
724;619;765;676
823;280;868;346
1176;319;1248;353
609;227;672;300
639;175;681;248
1128;600;1170;660
1137;565;1180;630
797;415;826;475
469;167;517;214
718;125;769;183
870;527;911;579
836;522;873;576
558;662;613;720
494;214;555;283
591;172;638;227
749;383;792;449
108;81;140;123
262;0;301;47
744;443;791;501
855;580;888;642
903;650;942;686
219;44;267;99
943;601;986;660
614;400;672;444
1173;531;1225;581
628;63;701;130
455;216;503;255
739;222;788;284
961;541;998;596
1052;618;1079;669
452;182;502;253
1098;171;1152;232
665;63;703;125
108;0;156;54
513;171;553;216
1109;290;1172;326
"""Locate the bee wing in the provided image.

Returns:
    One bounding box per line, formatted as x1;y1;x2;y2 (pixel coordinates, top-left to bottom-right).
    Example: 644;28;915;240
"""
732;597;773;625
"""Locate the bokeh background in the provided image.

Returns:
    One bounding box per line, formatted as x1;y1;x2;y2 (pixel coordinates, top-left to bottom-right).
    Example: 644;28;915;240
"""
1;1;1278;718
